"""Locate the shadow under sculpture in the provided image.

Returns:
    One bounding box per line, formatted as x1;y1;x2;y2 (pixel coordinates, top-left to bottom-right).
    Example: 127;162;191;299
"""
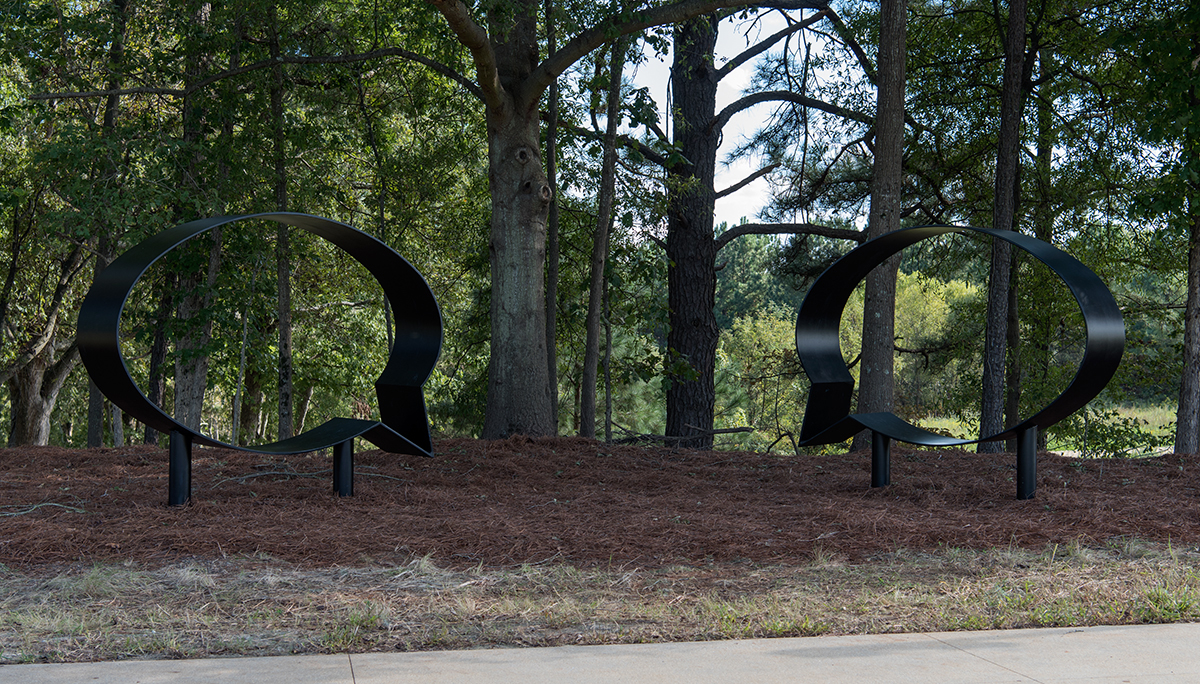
77;213;443;506
795;225;1125;500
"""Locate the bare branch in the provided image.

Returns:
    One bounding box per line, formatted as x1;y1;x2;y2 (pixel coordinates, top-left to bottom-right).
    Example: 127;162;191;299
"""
715;90;873;131
714;222;865;251
527;0;829;102
716;9;829;82
716;162;779;198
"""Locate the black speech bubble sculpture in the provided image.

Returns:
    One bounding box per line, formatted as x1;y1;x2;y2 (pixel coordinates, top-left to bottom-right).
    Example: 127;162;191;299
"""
78;213;442;505
794;225;1125;499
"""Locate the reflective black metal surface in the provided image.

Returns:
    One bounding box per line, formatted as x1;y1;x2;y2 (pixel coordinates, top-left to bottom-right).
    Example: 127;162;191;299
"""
78;213;443;504
794;225;1125;498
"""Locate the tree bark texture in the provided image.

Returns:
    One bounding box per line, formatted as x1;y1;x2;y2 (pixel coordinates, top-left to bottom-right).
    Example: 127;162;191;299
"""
173;230;221;432
1173;31;1200;454
480;1;554;438
1004;247;1021;450
270;4;294;440
979;0;1027;452
852;0;907;451
5;248;85;447
543;0;561;434
239;363;265;445
7;344;78;446
1176;206;1200;455
87;239;115;447
143;274;172;444
581;38;626;439
87;379;105;448
665;15;720;449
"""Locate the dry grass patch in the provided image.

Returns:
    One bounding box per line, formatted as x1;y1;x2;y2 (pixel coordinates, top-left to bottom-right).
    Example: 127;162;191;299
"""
3;539;1200;663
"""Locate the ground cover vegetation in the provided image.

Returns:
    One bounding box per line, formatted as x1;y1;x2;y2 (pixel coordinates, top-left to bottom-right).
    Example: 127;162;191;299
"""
2;438;1200;662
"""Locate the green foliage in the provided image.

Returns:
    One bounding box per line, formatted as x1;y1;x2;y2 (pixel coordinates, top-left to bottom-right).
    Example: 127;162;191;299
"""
0;0;1189;458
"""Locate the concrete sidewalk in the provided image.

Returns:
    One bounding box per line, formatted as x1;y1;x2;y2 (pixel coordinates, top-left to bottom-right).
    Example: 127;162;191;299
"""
3;622;1199;683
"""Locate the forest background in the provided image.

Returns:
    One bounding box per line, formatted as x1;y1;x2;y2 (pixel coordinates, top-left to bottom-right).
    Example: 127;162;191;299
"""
0;0;1195;459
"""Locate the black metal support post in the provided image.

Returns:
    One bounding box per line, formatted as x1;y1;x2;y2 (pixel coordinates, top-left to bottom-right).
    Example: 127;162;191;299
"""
871;431;891;487
1016;426;1037;500
332;439;354;497
168;430;192;506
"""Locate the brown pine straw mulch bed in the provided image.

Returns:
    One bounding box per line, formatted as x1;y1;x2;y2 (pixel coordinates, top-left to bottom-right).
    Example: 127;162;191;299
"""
1;436;1199;570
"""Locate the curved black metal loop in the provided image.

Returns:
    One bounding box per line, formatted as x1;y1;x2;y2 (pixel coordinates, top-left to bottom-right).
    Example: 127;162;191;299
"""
795;224;1125;447
77;213;443;456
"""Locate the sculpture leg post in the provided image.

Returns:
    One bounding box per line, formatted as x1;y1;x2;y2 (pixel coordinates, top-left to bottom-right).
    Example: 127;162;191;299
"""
871;431;891;487
168;430;192;506
1016;427;1037;500
333;439;354;497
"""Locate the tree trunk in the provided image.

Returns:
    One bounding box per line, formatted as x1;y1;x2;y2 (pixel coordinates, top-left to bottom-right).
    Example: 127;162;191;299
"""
979;0;1027;452
603;281;613;443
1176;205;1200;455
270;3;294;440
231;308;250;446
87;237;114;447
111;404;125;447
852;0;907;451
1030;47;1055;450
296;384;314;434
543;0;561;434
580;38;627;439
173;230;221;432
239;364;264;446
1004;246;1021;450
480;2;554;438
87;380;106;448
665;14;720;449
143;274;172;444
8;344;78;447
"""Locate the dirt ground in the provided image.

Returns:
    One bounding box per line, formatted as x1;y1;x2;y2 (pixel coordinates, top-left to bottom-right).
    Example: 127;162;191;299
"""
2;436;1199;570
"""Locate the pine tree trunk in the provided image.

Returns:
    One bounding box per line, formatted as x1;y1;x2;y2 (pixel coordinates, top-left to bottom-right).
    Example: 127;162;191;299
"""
979;0;1027;452
665;15;720;449
1004;247;1022;450
543;0;561;434
270;4;293;440
1176;207;1200;455
852;0;907;451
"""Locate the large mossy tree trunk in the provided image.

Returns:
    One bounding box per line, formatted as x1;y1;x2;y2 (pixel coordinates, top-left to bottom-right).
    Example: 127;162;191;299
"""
665;15;720;449
479;2;554;438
